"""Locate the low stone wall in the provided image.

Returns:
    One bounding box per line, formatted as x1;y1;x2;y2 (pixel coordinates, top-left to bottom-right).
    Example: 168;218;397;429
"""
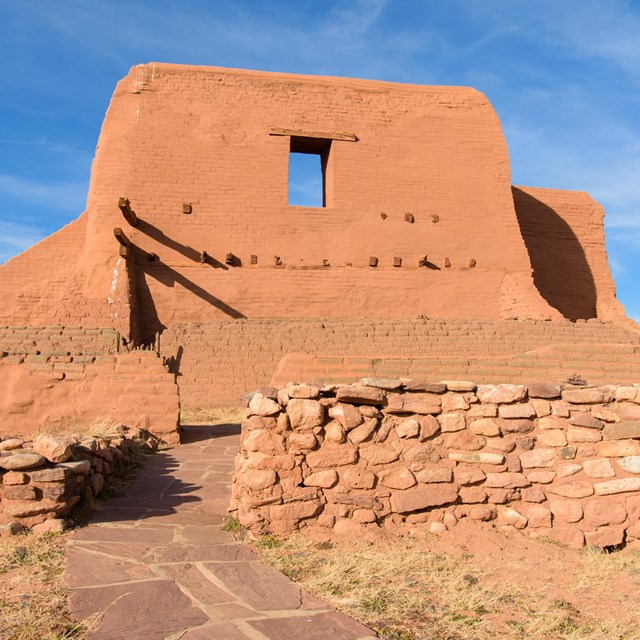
0;427;158;531
231;380;640;549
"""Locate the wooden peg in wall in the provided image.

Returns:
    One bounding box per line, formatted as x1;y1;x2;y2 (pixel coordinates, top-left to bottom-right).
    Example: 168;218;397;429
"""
444;257;451;268
182;203;192;214
393;256;402;267
118;198;139;226
418;255;429;267
114;227;130;247
369;256;378;267
225;253;234;265
274;256;282;266
147;252;158;262
119;245;130;258
323;259;330;267
404;213;415;223
250;255;258;265
199;250;208;263
469;258;476;268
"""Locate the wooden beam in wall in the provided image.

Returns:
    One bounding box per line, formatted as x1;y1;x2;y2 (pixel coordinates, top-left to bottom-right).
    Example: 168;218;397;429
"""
113;227;130;247
118;197;139;226
268;127;358;142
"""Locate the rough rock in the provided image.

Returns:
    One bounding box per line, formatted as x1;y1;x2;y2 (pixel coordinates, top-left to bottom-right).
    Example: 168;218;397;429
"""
248;393;282;417
378;468;417;490
476;384;527;404
469;418;500;437
602;421;640;441
396;418;420;438
562;387;606;404
306;445;357;469
336;385;385;406
0;453;46;471
484;472;529;489
594;478;640;495
598;441;640;457
304;470;338;488
498;403;536;419
438;412;466;432
33;434;73;464
348;418;378;445
0;439;24;451
390;485;458;513
328;404;363;430
582;458;615;478
359;444;400;465
584;499;627;527
441;381;476;392
244;469;278;491
550;499;583;524
536;430;567;447
528;383;562;399
341;467;376;489
286;399;325;430
324;421;346;444
416;467;453;483
286;384;320;399
519;449;556;468
617;456;640;474
449;452;504;465
545;481;594;498
361;378;403;391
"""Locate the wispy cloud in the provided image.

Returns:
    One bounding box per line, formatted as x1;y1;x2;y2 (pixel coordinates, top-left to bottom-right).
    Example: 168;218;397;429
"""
0;174;87;213
0;220;47;265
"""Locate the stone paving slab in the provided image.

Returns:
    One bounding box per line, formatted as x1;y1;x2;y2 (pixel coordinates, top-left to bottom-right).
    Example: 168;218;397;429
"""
66;424;376;639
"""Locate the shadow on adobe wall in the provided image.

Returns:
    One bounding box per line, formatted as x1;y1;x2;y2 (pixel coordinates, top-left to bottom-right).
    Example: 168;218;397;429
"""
513;187;597;321
137;220;229;269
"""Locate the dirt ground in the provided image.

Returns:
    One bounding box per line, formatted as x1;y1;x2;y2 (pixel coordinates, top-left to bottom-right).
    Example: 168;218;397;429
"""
254;519;640;640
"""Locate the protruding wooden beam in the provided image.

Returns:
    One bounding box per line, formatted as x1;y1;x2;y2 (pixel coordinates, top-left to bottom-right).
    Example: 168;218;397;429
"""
199;250;209;263
114;227;130;247
393;256;402;267
418;255;429;267
225;252;234;265
119;245;130;259
369;256;378;267
268;126;358;142
182;203;192;214
118;197;138;226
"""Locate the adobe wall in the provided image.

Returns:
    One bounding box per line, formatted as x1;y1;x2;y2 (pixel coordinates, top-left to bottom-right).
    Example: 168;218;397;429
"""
513;186;631;326
77;63;561;344
0;326;179;442
160;318;640;408
232;381;640;549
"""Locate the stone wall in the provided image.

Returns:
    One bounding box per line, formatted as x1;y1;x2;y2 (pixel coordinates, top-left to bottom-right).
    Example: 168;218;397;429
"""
0;427;159;531
232;380;640;549
160;318;640;408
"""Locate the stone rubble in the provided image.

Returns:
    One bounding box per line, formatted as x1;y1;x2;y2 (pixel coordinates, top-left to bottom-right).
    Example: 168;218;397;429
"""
0;426;159;529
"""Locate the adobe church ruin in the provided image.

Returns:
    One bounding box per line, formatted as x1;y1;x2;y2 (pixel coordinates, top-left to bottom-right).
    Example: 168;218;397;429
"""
0;63;638;436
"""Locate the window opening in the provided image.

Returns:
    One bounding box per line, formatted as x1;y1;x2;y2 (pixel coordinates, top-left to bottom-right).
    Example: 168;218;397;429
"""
288;136;331;207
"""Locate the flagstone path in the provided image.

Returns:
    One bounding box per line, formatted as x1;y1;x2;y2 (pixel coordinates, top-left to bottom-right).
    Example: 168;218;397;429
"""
65;423;375;640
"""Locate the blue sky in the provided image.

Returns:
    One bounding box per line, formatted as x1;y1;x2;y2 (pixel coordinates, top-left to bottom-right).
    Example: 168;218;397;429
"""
1;0;639;317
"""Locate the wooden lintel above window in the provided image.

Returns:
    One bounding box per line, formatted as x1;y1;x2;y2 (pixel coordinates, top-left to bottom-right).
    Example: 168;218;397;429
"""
268;126;358;142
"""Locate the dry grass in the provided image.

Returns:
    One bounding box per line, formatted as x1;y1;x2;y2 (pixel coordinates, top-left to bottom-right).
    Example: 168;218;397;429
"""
180;406;245;425
254;533;640;640
0;531;88;640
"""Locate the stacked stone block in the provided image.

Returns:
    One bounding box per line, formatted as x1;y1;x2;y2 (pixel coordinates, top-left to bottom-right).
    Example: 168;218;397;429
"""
0;427;158;531
232;380;640;548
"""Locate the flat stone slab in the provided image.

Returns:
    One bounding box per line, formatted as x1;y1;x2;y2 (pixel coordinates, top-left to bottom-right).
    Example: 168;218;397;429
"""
66;424;374;639
247;611;375;639
69;580;208;640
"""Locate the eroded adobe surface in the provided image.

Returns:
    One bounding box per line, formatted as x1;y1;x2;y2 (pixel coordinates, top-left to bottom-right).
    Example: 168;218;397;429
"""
0;63;636;416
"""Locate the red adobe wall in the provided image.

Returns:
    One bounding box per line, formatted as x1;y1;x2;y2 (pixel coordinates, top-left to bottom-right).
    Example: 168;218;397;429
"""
513;186;631;327
77;63;560;343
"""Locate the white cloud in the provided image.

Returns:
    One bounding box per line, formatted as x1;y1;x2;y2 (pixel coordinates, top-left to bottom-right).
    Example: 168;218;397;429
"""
0;174;87;213
0;220;47;265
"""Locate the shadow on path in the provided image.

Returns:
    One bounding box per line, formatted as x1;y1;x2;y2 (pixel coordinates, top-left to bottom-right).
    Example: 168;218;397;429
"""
65;423;374;640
